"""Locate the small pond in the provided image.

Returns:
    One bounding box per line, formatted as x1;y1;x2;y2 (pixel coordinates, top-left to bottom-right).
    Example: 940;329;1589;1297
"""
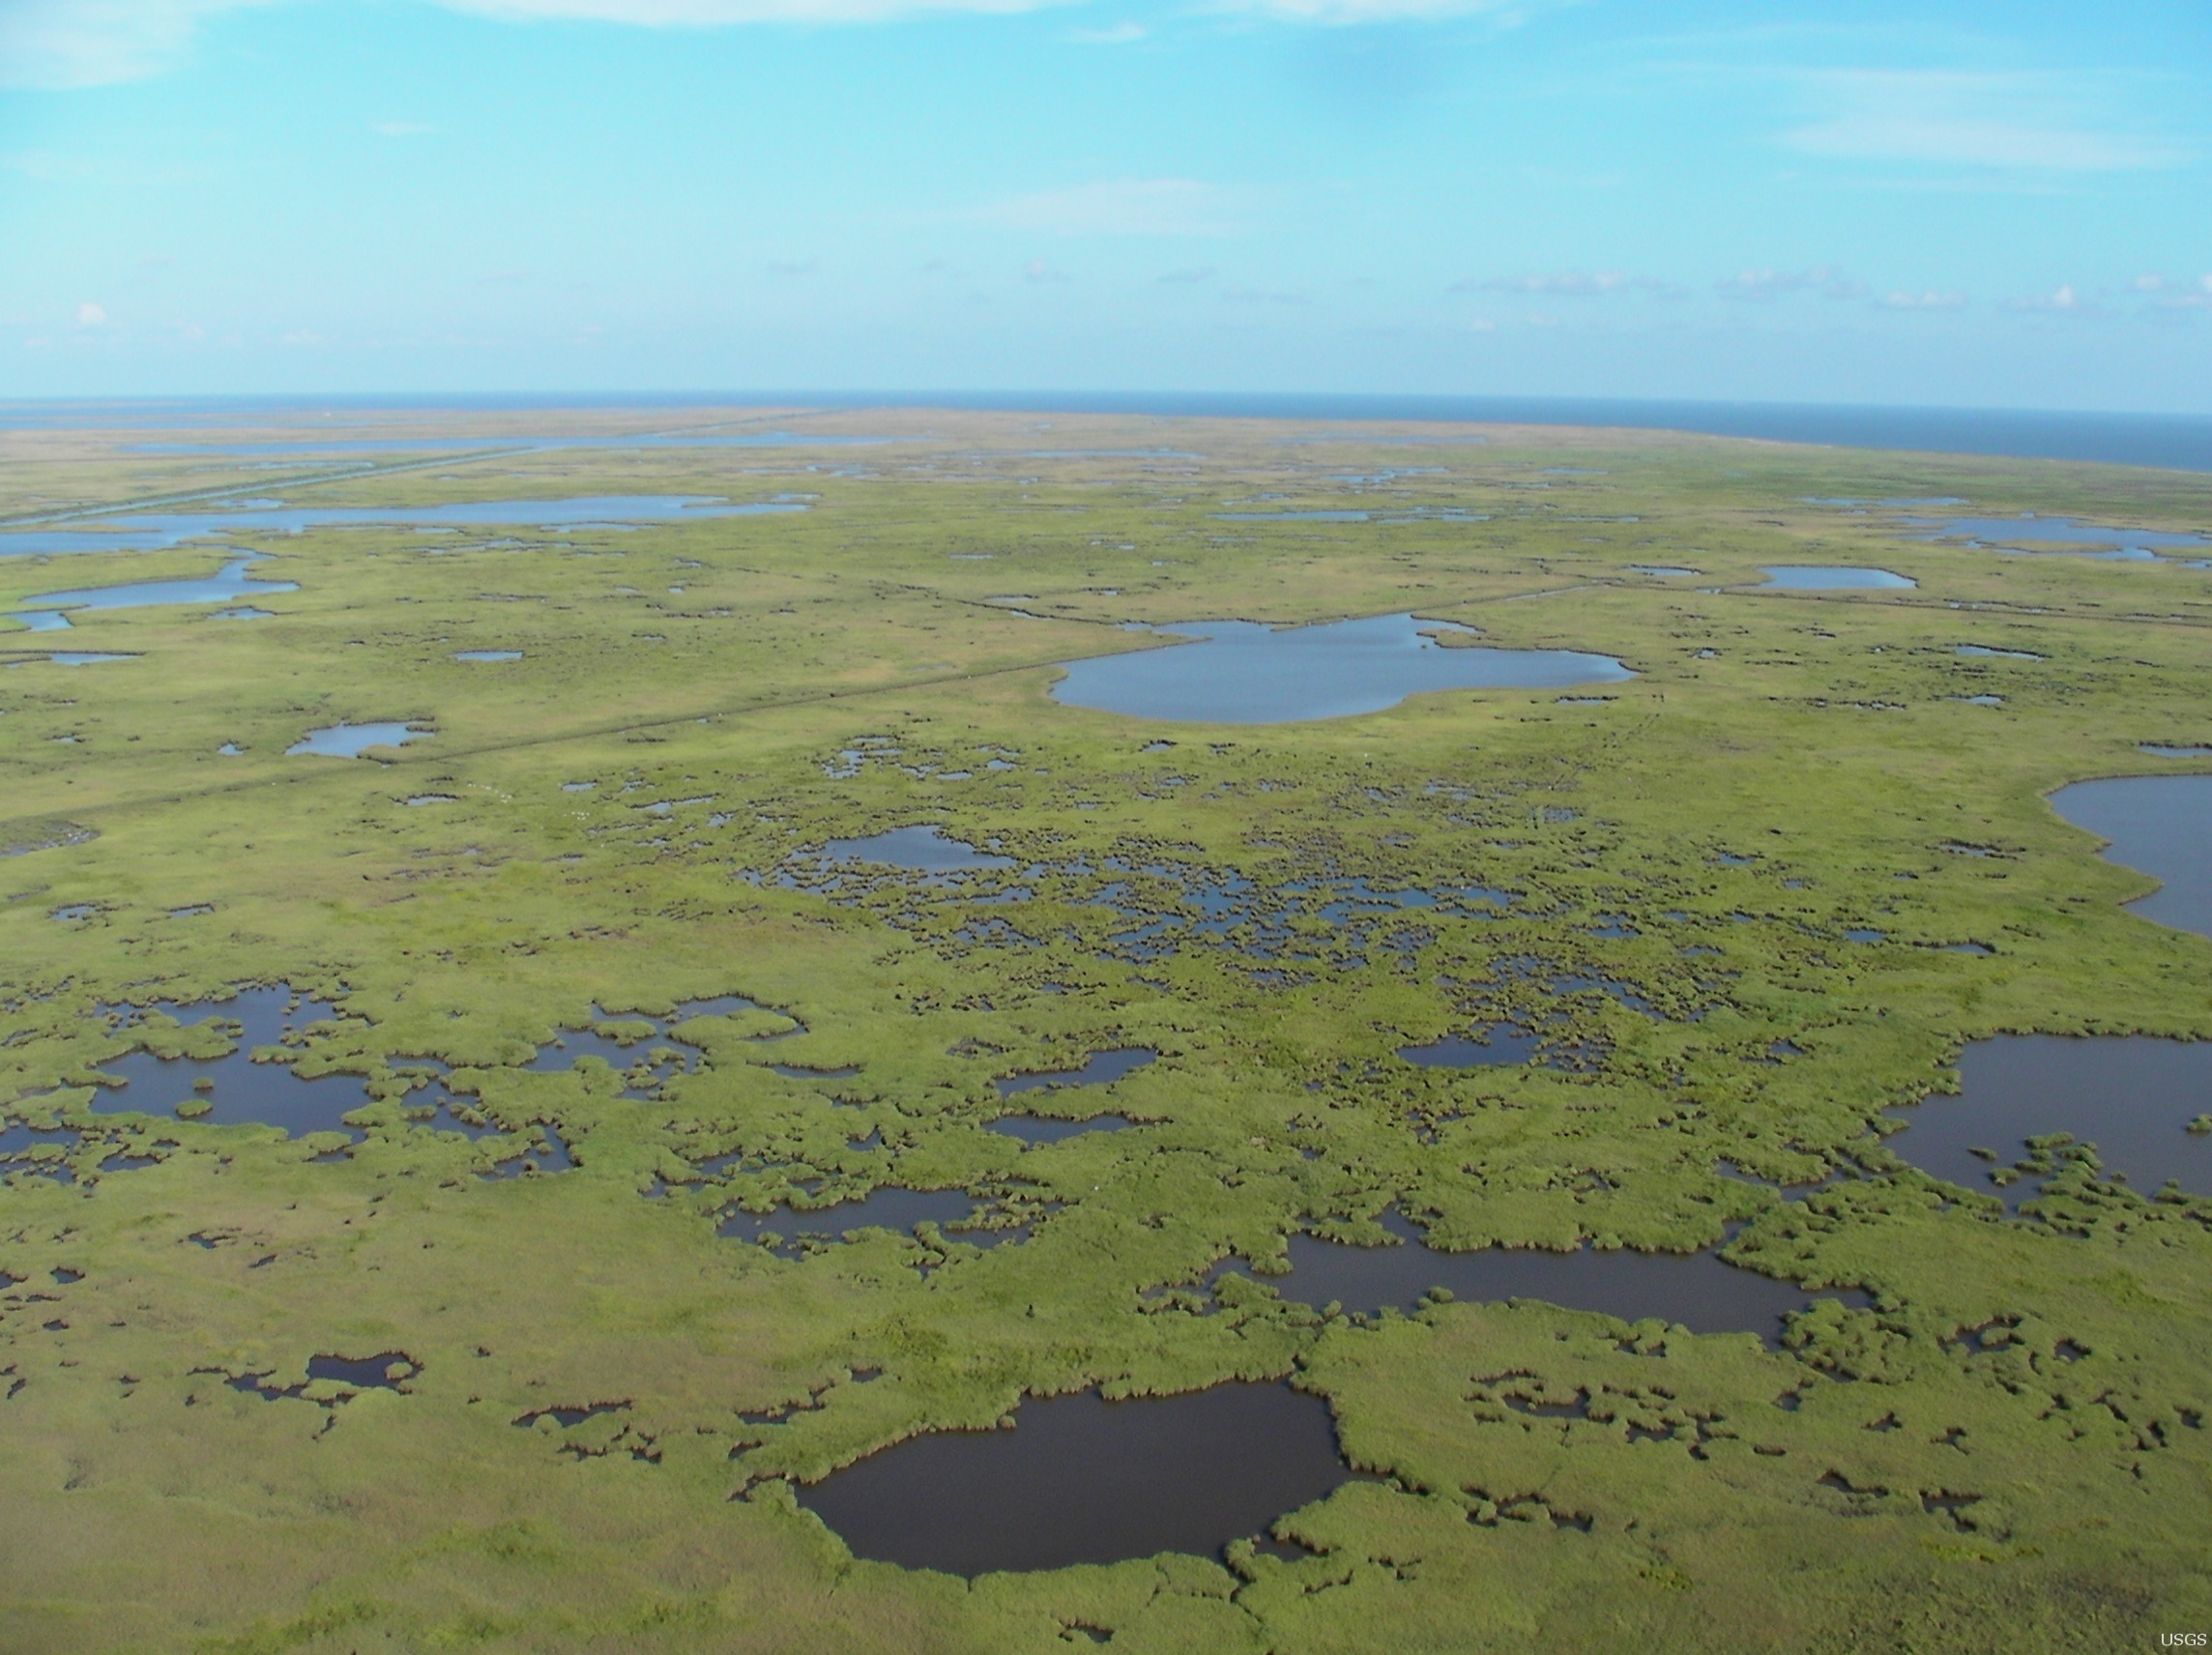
1216;1211;1864;1348
88;987;368;1139
819;825;1014;872
288;722;435;758
1397;1025;1541;1068
1760;566;1916;590
1051;614;1633;724
995;1047;1155;1095
793;1381;1353;1575
2051;774;2212;938
1884;1034;2212;1205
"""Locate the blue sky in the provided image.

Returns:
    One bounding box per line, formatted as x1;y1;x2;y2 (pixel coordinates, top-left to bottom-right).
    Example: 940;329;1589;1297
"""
1;0;2207;407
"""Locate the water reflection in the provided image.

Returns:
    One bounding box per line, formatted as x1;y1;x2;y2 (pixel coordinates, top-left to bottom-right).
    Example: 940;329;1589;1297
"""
793;1381;1353;1575
1884;1034;2212;1205
1052;614;1633;723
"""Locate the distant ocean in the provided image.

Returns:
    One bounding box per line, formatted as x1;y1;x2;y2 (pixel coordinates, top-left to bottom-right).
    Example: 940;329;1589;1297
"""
4;392;2211;474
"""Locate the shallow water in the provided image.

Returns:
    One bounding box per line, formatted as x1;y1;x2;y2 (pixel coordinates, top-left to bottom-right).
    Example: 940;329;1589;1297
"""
1907;516;2209;555
1883;1034;2212;1205
88;987;369;1138
1760;566;1916;590
793;1381;1353;1575
1051;614;1633;724
14;557;296;618
995;1047;1155;1095
2051;774;2212;938
1630;566;1699;576
0;495;807;559
287;722;434;758
1225;1212;1865;1347
820;825;1014;872
452;650;522;662
44;653;135;665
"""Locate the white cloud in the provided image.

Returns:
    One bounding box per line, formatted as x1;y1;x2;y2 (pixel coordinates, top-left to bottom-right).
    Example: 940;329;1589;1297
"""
1457;271;1628;297
1713;266;1861;302
980;179;1240;238
1785;72;2185;171
1158;266;1216;284
1209;0;1542;25
372;121;435;136
1878;290;1967;311
1068;19;1144;42
2006;284;2086;314
75;301;108;326
1022;258;1070;282
439;0;1069;20
0;0;281;90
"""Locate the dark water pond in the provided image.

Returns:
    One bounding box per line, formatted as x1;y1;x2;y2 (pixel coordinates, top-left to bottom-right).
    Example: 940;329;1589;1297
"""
2051;774;2212;938
1051;614;1632;724
13;557;296;622
996;1047;1155;1095
989;1114;1132;1145
794;1381;1352;1575
88;987;369;1138
1884;1034;2212;1205
1220;1212;1864;1347
1760;566;1915;590
1397;1025;1541;1068
0;495;807;559
820;825;1013;872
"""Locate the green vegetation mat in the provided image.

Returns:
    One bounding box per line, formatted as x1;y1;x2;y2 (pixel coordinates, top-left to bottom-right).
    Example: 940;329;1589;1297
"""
3;408;2209;1652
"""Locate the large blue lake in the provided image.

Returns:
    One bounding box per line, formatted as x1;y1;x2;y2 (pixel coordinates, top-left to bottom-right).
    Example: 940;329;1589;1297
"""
1051;613;1632;723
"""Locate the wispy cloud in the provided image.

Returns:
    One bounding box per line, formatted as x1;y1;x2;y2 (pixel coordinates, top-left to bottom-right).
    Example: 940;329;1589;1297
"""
1877;289;1967;311
1022;258;1071;282
1784;71;2187;171
0;0;280;90
978;179;1241;238
372;121;435;136
1158;266;1216;284
1068;19;1145;43
1210;0;1553;26
1713;266;1861;302
1455;271;1628;297
2005;284;2087;314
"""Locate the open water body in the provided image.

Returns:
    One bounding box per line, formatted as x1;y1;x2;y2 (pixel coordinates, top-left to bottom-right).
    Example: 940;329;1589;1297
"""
1215;1211;1864;1347
1883;1035;2212;1205
1051;614;1633;723
2050;775;2212;938
11;557;297;630
0;495;807;559
820;825;1014;872
995;1047;1155;1095
1906;516;2210;560
795;1381;1353;1575
717;1187;1033;1251
14;394;2212;471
